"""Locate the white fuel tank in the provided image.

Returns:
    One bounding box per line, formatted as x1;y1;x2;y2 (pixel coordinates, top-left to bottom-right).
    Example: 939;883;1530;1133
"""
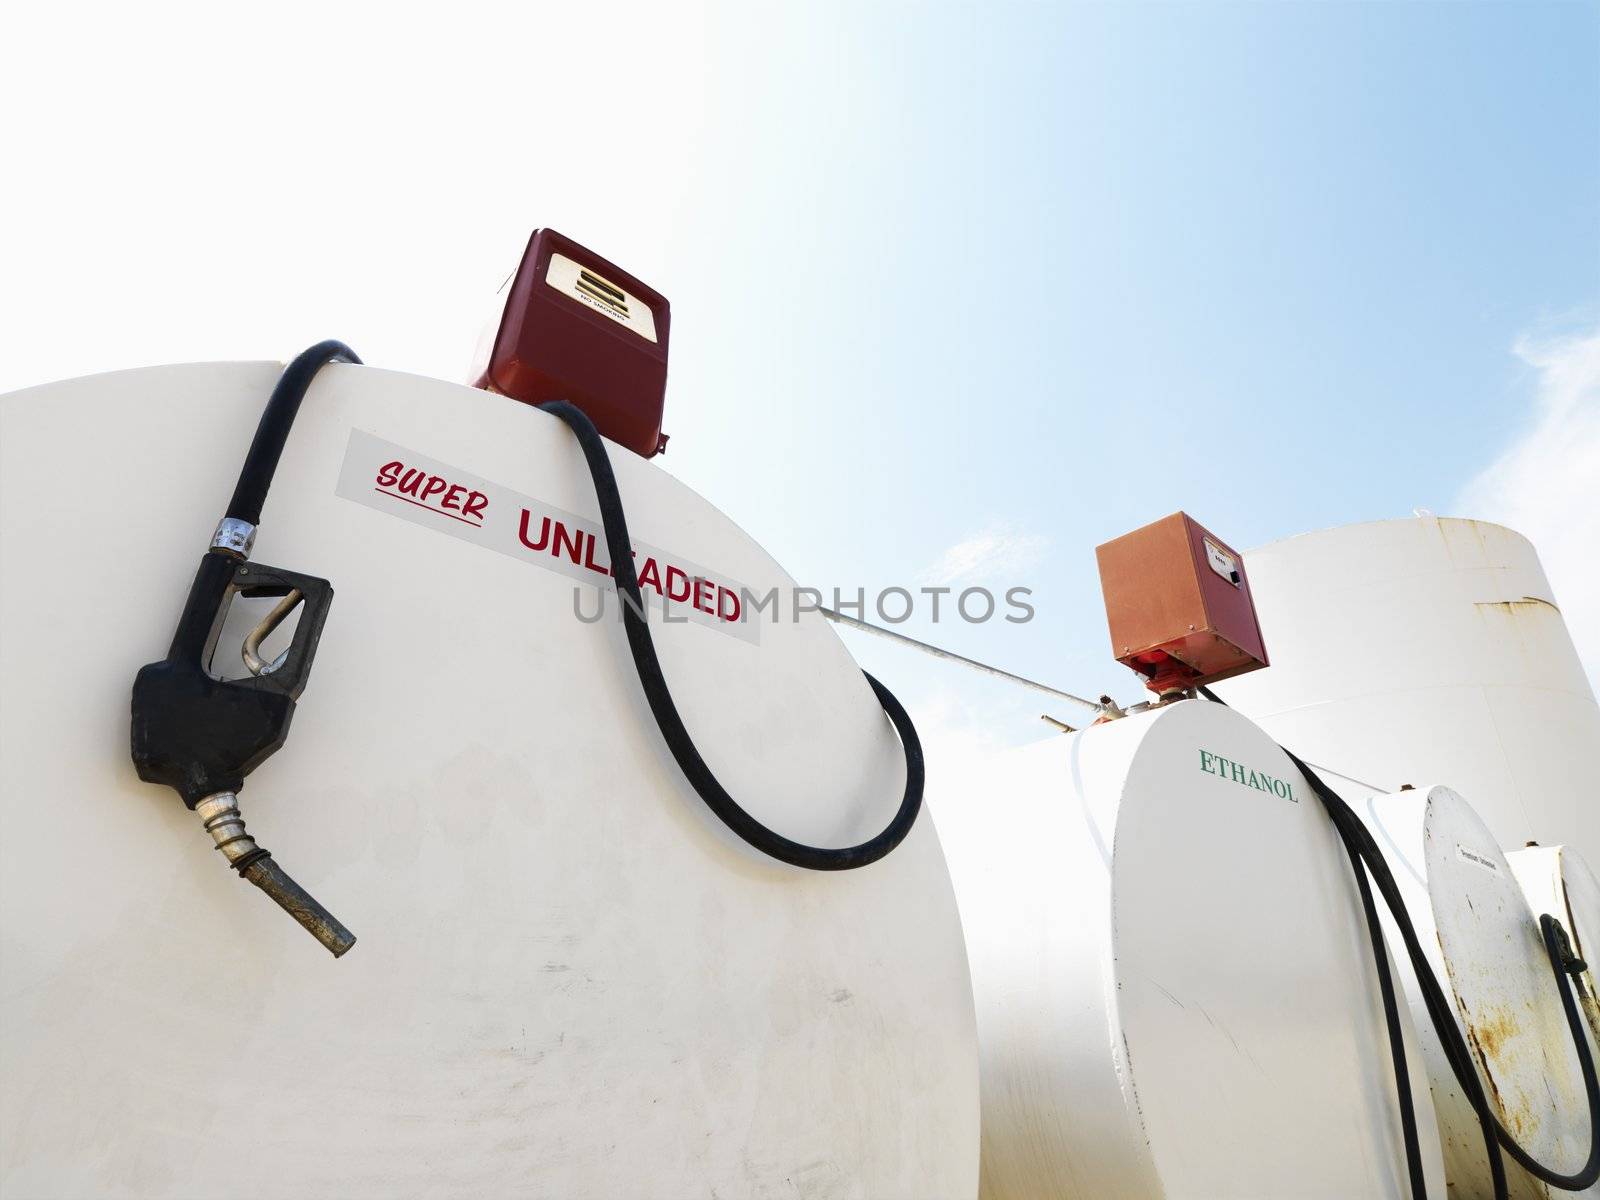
929;697;1444;1199
1509;844;1600;1059
1215;517;1600;855
0;362;979;1198
1362;785;1596;1199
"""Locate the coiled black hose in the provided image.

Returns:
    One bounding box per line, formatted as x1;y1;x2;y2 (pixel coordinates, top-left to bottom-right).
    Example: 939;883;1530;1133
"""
538;399;925;871
1201;687;1600;1199
1288;735;1496;1200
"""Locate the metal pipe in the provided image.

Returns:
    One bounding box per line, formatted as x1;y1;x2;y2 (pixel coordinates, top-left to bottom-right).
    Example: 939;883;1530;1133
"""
818;608;1109;716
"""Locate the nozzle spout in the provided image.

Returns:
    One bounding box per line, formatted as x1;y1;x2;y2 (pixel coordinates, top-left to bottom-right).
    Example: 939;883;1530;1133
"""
240;855;357;957
195;792;356;958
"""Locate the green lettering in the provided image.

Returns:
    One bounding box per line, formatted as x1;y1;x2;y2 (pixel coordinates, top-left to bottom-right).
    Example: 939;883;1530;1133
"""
1200;755;1297;801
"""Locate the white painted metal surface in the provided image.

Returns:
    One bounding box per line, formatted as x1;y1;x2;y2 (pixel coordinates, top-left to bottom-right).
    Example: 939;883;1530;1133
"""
1362;785;1595;1199
1509;845;1600;1061
1216;517;1600;856
930;697;1444;1199
0;362;979;1198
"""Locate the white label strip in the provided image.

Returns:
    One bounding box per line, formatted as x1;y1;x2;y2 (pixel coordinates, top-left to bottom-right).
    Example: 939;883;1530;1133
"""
1455;844;1502;876
335;428;757;644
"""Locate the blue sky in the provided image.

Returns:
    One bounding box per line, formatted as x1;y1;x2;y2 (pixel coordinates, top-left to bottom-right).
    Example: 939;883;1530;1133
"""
3;0;1596;741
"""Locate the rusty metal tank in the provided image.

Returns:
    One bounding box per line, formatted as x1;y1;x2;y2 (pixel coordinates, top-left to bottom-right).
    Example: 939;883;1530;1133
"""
1363;785;1596;1199
1509;844;1600;1061
1217;517;1600;855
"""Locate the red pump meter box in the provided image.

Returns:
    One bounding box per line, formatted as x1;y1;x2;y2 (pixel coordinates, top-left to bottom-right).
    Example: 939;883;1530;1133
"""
1096;512;1268;694
475;229;671;459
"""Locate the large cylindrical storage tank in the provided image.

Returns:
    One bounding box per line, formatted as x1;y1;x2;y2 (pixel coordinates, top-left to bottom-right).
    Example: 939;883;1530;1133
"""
1362;785;1598;1199
0;363;979;1198
1215;517;1600;854
929;697;1445;1199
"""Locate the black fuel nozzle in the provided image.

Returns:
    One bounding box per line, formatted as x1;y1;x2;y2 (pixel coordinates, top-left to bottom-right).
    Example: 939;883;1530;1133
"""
1544;913;1588;977
132;528;355;957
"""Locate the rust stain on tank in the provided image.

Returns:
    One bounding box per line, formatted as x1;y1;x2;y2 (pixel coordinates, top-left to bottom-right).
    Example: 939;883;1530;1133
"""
1471;1006;1524;1059
1475;596;1562;615
1463;1024;1502;1106
1463;1006;1546;1140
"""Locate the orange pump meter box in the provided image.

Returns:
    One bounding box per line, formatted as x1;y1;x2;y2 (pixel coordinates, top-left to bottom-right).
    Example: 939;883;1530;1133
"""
1095;512;1268;695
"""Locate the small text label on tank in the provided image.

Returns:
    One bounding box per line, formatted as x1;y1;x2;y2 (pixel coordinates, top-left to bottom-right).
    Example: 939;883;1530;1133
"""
1455;844;1502;876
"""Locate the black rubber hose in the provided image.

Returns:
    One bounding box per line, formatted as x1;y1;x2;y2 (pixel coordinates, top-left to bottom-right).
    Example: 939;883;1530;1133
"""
1337;771;1510;1200
537;399;925;871
1322;762;1490;1199
1336;815;1430;1199
226;340;361;524
1294;745;1508;1199
1343;795;1511;1197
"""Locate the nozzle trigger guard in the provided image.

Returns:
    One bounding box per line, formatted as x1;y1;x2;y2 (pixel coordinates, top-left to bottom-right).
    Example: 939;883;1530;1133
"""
215;562;334;700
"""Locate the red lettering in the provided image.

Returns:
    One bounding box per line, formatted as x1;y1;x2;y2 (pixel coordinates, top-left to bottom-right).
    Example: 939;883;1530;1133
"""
441;484;465;511
552;521;584;564
420;476;447;502
518;510;551;551
376;460;403;488
665;566;691;604
718;587;741;623
399;468;424;496
638;557;663;595
582;533;611;577
464;491;488;520
692;578;714;615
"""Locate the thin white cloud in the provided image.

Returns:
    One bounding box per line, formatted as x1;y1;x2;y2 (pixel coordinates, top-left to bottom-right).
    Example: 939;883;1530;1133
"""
922;522;1048;587
1457;326;1600;685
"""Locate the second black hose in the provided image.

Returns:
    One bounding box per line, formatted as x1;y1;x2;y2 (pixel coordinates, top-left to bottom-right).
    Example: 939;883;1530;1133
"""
538;399;925;871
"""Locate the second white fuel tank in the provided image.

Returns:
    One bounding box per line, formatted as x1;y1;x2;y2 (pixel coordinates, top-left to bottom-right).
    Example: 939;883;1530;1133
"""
929;697;1443;1199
